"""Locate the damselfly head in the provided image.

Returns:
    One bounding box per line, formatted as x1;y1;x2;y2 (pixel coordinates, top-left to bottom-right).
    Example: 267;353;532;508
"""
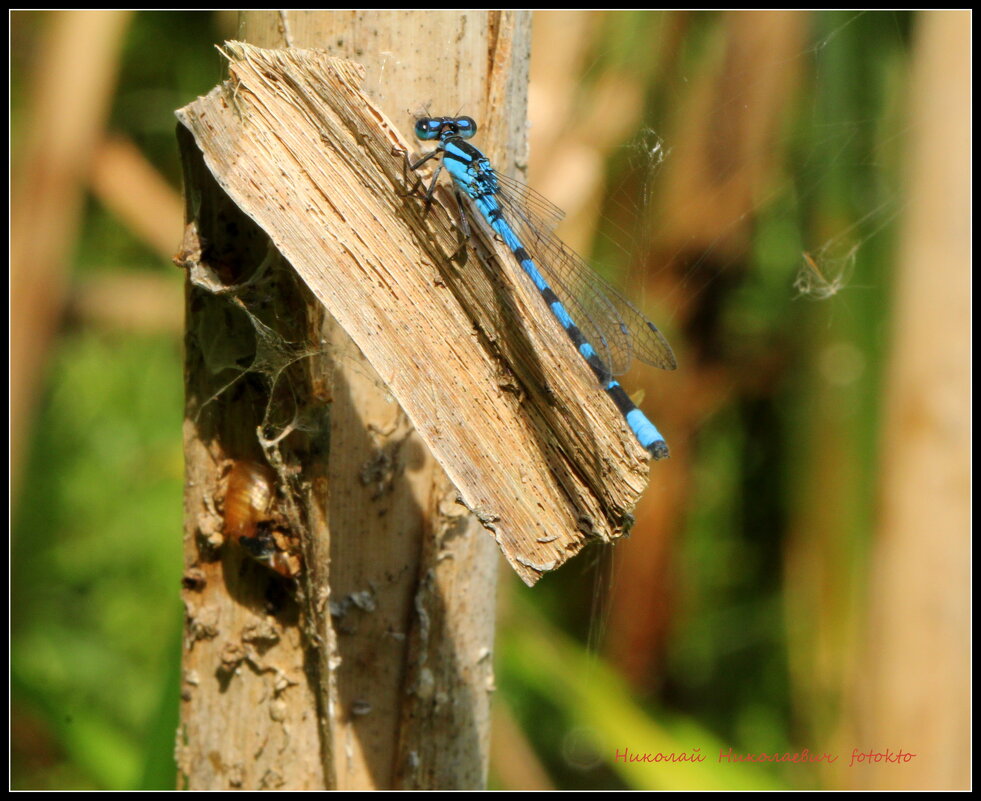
414;116;477;141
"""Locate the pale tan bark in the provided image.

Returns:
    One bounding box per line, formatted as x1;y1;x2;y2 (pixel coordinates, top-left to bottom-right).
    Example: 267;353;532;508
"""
176;12;534;790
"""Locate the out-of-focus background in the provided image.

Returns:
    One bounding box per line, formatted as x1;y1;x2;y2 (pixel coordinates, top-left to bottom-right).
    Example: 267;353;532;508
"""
10;10;969;790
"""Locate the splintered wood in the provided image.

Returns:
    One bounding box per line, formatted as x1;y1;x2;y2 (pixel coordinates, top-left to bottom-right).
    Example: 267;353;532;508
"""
175;42;652;585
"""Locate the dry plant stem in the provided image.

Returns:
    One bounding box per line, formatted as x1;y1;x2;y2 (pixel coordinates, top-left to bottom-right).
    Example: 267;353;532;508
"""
177;12;533;790
175;126;330;789
235;16;528;787
177;15;654;791
177;43;649;588
855;10;970;791
10;10;132;493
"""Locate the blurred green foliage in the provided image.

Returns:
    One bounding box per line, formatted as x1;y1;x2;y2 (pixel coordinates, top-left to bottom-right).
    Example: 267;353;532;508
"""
500;9;909;790
11;10;912;790
11;10;225;789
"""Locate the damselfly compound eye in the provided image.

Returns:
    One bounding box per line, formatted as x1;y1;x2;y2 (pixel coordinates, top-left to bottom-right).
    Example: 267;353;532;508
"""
455;116;477;139
414;118;442;141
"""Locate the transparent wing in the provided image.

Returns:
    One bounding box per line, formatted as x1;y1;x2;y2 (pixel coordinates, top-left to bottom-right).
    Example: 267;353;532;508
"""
493;172;566;231
491;178;676;376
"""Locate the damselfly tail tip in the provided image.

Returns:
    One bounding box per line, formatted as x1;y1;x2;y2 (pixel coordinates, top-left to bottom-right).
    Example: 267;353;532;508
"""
649;441;670;461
